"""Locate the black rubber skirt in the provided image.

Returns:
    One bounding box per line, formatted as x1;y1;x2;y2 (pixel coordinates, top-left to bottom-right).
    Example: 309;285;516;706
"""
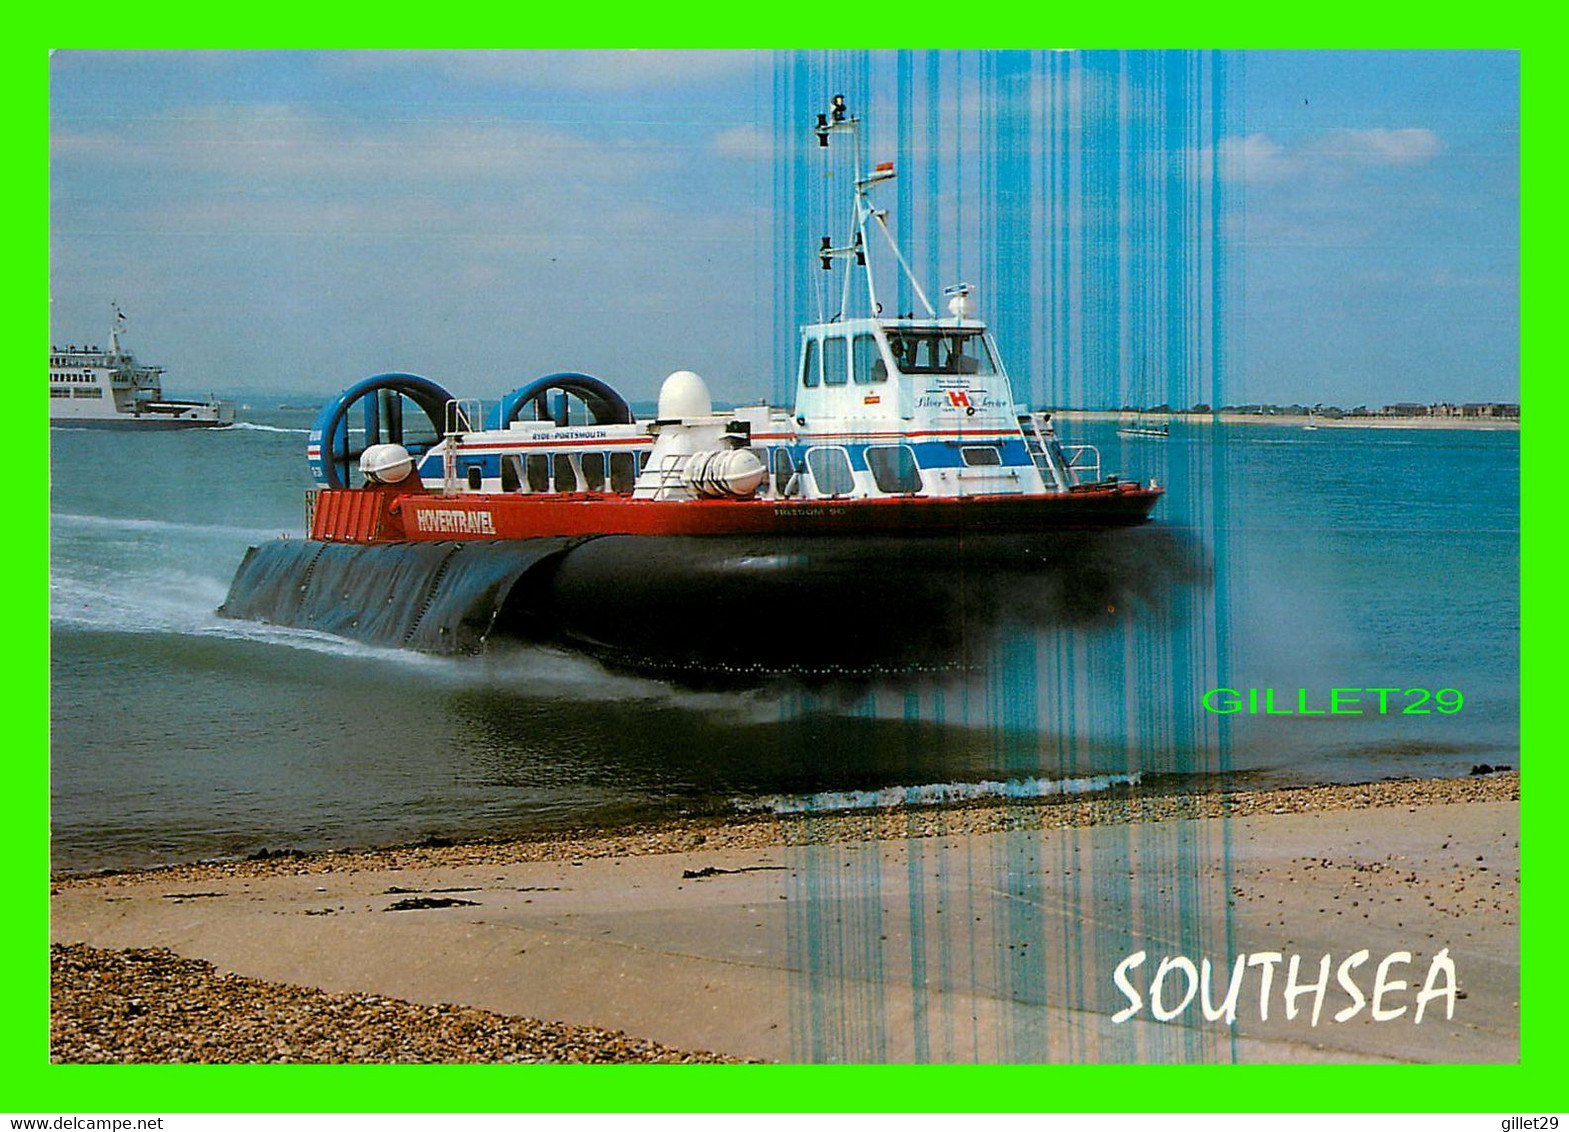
219;530;1207;681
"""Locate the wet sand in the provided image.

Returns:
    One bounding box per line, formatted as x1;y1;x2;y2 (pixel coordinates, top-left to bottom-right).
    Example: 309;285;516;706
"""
51;773;1519;1065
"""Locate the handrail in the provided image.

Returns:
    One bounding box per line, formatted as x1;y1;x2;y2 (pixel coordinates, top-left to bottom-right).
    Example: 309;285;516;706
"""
642;451;692;500
442;399;483;494
1060;444;1101;485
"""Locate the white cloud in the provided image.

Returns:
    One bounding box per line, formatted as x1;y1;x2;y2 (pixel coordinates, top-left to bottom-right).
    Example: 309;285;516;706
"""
709;122;773;160
1213;126;1443;186
321;49;761;93
1221;132;1293;184
1326;127;1442;165
53;104;668;192
50;103;696;250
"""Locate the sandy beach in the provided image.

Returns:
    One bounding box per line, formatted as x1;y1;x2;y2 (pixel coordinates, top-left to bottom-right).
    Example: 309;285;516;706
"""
51;773;1519;1065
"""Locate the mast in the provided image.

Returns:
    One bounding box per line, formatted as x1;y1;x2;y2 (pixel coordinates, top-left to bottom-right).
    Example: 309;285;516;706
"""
813;96;935;321
109;301;126;356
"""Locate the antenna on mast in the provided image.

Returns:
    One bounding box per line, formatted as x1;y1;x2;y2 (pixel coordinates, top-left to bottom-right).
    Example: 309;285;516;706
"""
811;95;937;319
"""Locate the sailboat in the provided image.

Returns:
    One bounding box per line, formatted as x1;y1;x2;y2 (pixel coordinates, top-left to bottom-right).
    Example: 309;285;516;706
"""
1117;361;1170;439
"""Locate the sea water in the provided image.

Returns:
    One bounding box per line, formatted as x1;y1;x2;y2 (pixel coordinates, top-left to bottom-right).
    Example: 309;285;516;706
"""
48;413;1519;871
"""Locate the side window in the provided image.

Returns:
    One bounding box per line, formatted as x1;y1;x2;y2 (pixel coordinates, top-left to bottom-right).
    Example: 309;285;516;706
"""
501;455;521;492
806;447;855;497
609;451;638;493
802;338;820;388
852;334;885;384
823;337;848;386
866;445;923;493
552;454;577;492
466;466;483;490
961;446;1002;467
753;446;771;493
773;448;797;496
581;452;606;492
525;454;550;492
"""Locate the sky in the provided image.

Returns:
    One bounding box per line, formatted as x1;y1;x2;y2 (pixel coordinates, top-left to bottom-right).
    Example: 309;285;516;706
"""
48;50;1519;410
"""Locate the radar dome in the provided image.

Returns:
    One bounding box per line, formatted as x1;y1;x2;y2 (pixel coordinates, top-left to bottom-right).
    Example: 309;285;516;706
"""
657;370;712;421
359;443;415;484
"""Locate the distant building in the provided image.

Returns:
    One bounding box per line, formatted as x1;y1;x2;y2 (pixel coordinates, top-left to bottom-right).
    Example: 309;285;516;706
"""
1375;401;1518;420
1459;402;1520;419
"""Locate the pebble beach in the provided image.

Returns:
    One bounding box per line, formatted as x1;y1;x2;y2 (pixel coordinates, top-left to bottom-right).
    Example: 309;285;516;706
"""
51;772;1520;1065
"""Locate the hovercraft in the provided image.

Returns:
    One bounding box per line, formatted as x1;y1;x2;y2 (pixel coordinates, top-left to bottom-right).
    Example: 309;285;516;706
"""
219;98;1168;679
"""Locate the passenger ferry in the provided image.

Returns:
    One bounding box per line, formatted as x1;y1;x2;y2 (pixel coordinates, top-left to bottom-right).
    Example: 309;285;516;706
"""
301;98;1161;544
222;99;1165;668
50;304;234;429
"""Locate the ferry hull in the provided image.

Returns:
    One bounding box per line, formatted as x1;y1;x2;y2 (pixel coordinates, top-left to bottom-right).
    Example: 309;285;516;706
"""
50;416;233;430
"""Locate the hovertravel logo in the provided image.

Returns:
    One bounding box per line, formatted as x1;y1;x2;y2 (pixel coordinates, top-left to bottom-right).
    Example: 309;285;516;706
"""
414;509;497;535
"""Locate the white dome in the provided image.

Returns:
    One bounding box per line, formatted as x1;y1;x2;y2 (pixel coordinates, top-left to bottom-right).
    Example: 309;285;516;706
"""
657;370;712;421
359;443;414;484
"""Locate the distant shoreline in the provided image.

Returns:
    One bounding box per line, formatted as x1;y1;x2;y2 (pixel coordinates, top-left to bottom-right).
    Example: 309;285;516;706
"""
1050;410;1519;431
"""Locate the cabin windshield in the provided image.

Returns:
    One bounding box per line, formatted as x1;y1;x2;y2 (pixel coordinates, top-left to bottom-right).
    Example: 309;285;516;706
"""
884;330;998;377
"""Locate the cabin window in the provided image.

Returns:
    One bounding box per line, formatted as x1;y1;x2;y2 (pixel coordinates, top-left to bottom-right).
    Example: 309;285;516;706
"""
552;454;577;492
852;334;886;384
866;445;922;493
773;448;797;496
525;454;550;492
961;445;1002;467
802;338;820;388
823;337;848;386
806;447;855;497
753;447;771;493
50;388;71;398
581;451;606;492
886;330;998;377
609;451;638;493
501;455;522;492
466;466;483;490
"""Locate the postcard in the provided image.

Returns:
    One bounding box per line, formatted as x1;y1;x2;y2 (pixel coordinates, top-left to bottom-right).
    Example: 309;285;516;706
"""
36;47;1522;1105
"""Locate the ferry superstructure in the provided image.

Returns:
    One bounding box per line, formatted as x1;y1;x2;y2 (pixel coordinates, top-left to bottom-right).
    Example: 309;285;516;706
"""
299;97;1161;543
50;305;235;429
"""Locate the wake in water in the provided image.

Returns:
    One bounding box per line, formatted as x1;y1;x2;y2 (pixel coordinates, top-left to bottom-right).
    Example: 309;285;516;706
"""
51;507;764;707
51;511;300;543
736;771;1141;814
227;421;311;435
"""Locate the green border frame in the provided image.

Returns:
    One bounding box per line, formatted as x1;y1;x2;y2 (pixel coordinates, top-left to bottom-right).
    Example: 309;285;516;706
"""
14;26;1544;1113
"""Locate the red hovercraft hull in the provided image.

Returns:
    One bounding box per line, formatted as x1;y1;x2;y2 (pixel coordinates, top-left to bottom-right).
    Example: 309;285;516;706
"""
310;482;1164;543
